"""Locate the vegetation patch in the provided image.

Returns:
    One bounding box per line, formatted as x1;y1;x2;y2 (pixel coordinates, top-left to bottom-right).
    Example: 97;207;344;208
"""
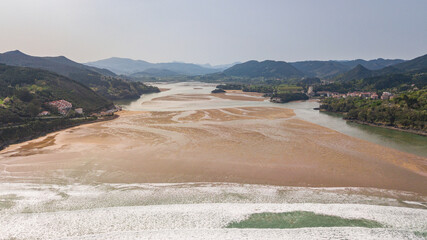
226;211;384;229
320;89;427;132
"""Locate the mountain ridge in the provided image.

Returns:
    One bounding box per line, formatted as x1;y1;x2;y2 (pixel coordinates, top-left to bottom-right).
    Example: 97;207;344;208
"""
0;50;159;100
85;57;222;76
223;60;304;78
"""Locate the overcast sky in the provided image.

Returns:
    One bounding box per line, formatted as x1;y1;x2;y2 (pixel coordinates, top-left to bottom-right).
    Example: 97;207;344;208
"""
0;0;426;65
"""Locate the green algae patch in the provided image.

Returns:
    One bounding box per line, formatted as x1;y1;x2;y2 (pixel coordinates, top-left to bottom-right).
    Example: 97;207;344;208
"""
226;211;384;229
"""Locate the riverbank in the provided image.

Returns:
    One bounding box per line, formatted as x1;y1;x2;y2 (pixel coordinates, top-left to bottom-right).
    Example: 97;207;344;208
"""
0;114;118;151
347;119;427;137
318;109;427;137
1;105;426;195
1;82;426;195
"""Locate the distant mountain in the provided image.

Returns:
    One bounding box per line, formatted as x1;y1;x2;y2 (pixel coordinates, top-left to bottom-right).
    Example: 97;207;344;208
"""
290;58;406;79
85;57;152;75
85;57;221;76
290;61;350;78
0;50;116;77
334;54;427;82
131;68;181;78
198;62;240;71
334;64;373;82
0;51;159;100
223;60;304;78
155;62;220;76
339;58;405;70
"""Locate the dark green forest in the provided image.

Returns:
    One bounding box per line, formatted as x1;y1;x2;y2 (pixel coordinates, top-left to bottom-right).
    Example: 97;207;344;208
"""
315;73;427;93
216;83;307;103
320;89;427;132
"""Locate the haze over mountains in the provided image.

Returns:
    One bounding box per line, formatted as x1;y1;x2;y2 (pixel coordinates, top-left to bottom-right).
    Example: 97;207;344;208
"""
85;56;407;79
85;57;224;76
1;50;426;87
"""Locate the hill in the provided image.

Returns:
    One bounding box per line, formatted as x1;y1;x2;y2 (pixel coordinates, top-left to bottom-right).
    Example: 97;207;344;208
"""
390;54;427;73
131;68;181;78
85;57;221;76
0;51;159;100
339;58;405;70
333;53;427;82
0;64;113;123
334;64;373;82
290;61;350;78
85;57;153;75
0;50;115;77
290;59;405;79
223;60;304;78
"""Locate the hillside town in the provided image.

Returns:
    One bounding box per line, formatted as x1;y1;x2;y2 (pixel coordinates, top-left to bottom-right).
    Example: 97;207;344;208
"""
307;87;395;100
39;99;122;117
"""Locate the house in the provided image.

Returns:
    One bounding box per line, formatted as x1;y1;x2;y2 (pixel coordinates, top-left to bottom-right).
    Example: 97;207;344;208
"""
75;108;84;115
307;86;315;97
38;111;50;116
48;100;72;115
270;97;282;103
317;91;332;97
371;93;378;99
381;92;394;100
360;92;371;99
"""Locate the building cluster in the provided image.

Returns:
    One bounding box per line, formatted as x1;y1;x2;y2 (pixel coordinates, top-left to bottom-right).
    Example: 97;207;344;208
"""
48;100;73;115
91;105;122;117
315;91;396;100
43;100;85;116
380;92;395;100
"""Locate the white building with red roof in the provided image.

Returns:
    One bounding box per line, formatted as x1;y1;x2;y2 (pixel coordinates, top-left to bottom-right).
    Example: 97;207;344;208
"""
48;100;72;115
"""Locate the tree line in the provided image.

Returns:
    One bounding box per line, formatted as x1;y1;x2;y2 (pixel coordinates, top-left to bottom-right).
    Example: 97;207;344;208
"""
320;89;427;132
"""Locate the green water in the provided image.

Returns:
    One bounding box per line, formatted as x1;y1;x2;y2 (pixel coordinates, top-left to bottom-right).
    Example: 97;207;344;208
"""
227;211;384;229
282;101;427;158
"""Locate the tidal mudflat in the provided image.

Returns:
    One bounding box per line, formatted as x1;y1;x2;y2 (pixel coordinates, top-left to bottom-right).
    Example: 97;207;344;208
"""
1;82;426;239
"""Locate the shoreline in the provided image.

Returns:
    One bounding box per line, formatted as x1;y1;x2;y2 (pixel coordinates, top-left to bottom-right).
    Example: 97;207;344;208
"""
0;115;118;152
318;109;427;137
315;108;427;137
347;119;427;137
1;106;426;195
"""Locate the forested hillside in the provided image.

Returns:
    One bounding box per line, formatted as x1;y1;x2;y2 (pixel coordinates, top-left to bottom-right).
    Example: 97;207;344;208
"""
0;51;159;100
0;64;113;125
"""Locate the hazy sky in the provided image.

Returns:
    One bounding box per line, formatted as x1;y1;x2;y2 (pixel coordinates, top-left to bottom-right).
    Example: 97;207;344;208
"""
1;0;426;65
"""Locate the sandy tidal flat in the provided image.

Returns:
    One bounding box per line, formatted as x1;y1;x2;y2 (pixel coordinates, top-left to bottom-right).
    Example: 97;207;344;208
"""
1;104;426;194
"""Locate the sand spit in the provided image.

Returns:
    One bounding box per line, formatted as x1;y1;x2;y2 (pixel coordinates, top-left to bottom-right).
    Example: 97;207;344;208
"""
1;104;426;194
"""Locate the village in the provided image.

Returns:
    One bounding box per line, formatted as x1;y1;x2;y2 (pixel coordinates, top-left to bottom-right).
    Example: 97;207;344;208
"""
306;86;395;100
38;99;122;118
